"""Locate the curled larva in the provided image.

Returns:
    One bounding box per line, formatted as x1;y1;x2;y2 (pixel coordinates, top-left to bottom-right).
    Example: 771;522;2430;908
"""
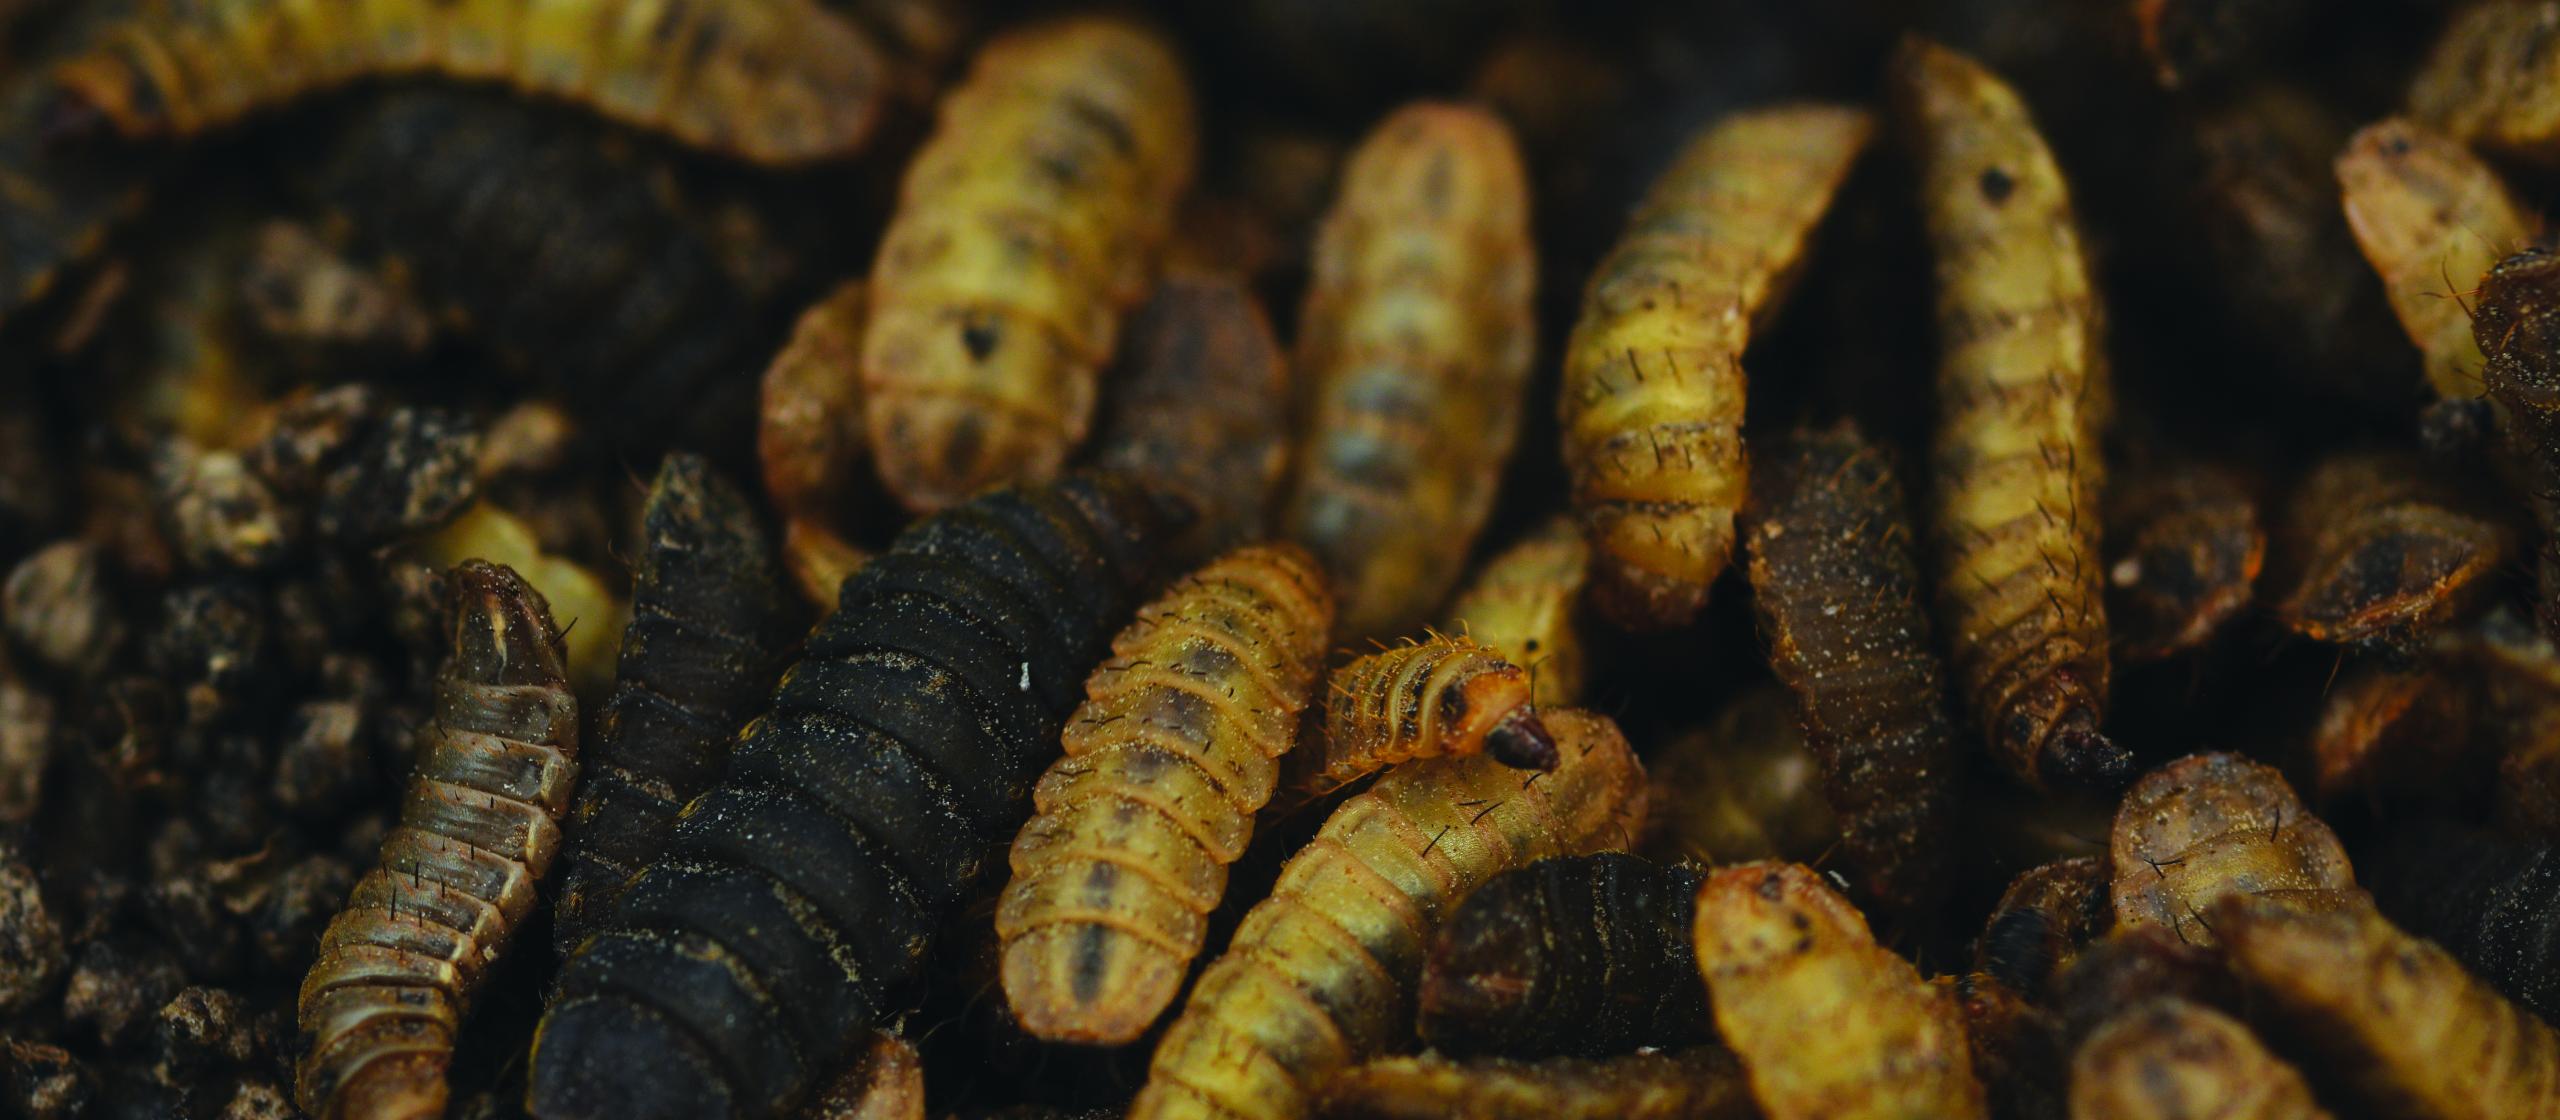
862;15;1198;513
1317;1048;1753;1120
2108;753;2361;948
45;0;893;164
2212;895;2560;1118
550;455;797;956
1289;633;1555;797
1091;267;1294;558
529;476;1172;1120
2336;118;2538;400
1416;852;1711;1059
2271;451;2510;653
1693;860;1987;1120
1744;422;1960;914
1558;103;1873;630
1280;101;1536;641
1130;709;1647;1120
1892;37;2122;792
1446;517;1591;709
294;561;576;1120
2068;998;2331;1120
998;544;1333;1045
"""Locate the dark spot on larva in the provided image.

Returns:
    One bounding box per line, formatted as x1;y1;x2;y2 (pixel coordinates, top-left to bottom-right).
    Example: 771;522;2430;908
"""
1437;684;1471;726
960;318;1001;362
1757;872;1784;900
1060;93;1136;158
1082;860;1119;905
1978;167;2014;205
941;414;986;479
1071;921;1113;1005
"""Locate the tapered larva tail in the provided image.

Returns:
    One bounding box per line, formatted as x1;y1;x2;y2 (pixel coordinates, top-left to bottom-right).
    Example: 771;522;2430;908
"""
1129;708;1645;1120
1558;103;1872;631
46;0;893;165
1290;633;1553;797
863;15;1198;514
295;561;576;1120
1280;101;1536;642
1892;37;2123;792
999;544;1333;1044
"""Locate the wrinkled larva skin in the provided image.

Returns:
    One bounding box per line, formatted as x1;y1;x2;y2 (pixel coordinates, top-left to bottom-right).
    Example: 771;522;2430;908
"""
2108;753;2361;949
550;455;798;956
1744;423;1960;915
862;16;1198;514
45;0;892;164
1280;101;1536;642
294;562;576;1120
1130;709;1646;1120
2068;998;2332;1120
2271;452;2511;654
1558;103;1872;630
1318;1048;1755;1120
1446;517;1590;709
530;476;1171;1120
2213;895;2560;1119
1892;38;2122;793
1416;852;1710;1059
2336;118;2537;400
2411;1;2560;167
1289;633;1555;797
1092;268;1294;559
1692;860;1988;1120
998;544;1333;1045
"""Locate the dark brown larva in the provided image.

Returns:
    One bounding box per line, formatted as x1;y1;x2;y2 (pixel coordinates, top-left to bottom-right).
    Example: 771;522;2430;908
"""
2271;452;2511;654
1091;267;1293;558
2475;242;2560;640
295;561;577;1120
2102;462;2262;664
1744;423;1959;915
550;455;798;956
2370;819;2560;1024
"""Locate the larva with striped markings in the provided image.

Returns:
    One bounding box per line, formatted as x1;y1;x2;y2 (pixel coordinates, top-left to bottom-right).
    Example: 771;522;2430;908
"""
1416;852;1712;1059
1129;708;1646;1120
862;15;1197;514
43;0;893;165
1280;101;1536;641
1288;633;1555;798
529;475;1172;1120
1557;103;1873;630
1893;37;2124;792
294;561;576;1120
550;454;798;956
998;543;1333;1045
1446;516;1591;709
1744;422;1960;915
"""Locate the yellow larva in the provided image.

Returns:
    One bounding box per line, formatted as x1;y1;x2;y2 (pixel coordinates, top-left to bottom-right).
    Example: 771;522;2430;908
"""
1446;516;1592;709
1557;103;1874;630
1129;709;1647;1120
1892;37;2123;791
861;15;1198;513
998;544;1334;1045
2337;117;2540;400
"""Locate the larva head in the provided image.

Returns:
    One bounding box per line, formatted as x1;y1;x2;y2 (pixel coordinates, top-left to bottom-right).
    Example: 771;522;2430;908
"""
443;560;569;690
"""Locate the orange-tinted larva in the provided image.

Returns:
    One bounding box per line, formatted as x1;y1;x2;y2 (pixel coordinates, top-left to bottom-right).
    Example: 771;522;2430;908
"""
758;279;876;609
2271;451;2511;654
862;15;1198;513
294;561;576;1120
2410;1;2560;167
998;544;1333;1045
1893;37;2123;792
1279;101;1536;641
1289;633;1555;797
1445;516;1591;710
1091;267;1294;557
1557;103;1873;630
1129;709;1646;1120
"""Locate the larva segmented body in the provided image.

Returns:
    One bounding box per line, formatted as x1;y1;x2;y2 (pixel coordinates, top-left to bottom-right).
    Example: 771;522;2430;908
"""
1416;852;1711;1059
294;561;576;1120
551;455;798;956
2371;821;2560;1024
529;475;1171;1120
1319;1048;1754;1120
1446;517;1590;709
2336;118;2537;400
46;0;890;164
1693;861;1988;1120
998;544;1333;1045
1280;101;1535;642
1092;268;1293;558
1129;708;1646;1120
1744;423;1960;914
1557;103;1873;630
2068;998;2331;1120
1290;634;1554;797
2108;753;2359;949
2272;452;2510;653
862;16;1198;514
1893;37;2122;792
2212;895;2560;1118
